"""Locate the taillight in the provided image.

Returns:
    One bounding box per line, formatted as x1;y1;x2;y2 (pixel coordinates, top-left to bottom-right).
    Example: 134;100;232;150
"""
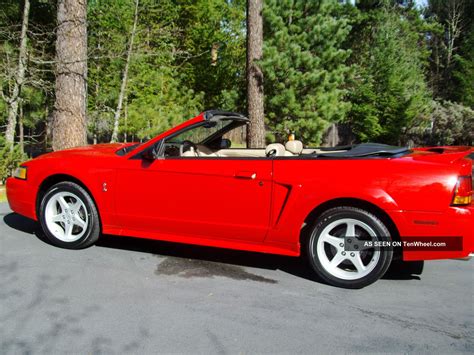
452;176;472;206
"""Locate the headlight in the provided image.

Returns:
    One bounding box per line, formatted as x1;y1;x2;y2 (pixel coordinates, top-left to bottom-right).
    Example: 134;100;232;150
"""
13;166;27;180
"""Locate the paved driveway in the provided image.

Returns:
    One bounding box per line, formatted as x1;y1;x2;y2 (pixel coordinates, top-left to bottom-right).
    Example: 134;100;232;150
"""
0;203;472;354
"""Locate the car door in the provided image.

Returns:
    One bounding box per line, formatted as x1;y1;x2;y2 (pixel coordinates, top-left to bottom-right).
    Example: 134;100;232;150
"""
114;156;273;243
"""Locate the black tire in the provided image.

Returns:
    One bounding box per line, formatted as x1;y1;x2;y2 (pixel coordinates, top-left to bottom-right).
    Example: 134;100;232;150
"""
39;181;100;249
305;206;393;289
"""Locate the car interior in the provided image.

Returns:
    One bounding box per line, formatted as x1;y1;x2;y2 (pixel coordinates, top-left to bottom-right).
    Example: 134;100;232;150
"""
149;113;409;160
160;119;344;158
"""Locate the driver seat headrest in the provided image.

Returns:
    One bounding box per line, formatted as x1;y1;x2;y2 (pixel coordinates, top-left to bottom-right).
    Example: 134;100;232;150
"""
265;143;286;157
285;140;303;155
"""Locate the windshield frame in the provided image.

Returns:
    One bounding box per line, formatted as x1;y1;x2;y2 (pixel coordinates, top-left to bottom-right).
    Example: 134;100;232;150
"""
128;111;249;160
155;119;248;158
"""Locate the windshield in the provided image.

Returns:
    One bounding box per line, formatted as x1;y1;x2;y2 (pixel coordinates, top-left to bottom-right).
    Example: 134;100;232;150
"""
167;119;235;144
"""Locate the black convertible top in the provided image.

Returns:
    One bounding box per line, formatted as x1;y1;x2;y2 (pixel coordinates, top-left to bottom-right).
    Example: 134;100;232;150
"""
316;143;410;158
203;110;249;122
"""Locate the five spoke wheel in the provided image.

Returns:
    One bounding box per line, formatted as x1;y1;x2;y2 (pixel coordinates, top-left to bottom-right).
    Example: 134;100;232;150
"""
316;218;380;281
307;207;393;288
39;181;100;249
45;191;89;242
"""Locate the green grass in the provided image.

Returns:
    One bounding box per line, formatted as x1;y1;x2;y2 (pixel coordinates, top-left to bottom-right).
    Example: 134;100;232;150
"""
0;186;6;203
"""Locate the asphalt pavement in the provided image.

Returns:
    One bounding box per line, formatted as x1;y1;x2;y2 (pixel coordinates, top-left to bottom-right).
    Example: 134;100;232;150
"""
0;202;473;354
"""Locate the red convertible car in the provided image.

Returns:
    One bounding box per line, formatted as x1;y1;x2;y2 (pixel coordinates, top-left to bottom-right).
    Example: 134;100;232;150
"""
6;111;474;288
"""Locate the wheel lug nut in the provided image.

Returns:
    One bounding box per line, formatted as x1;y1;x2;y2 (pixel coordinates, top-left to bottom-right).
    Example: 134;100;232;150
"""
350;252;355;257
341;251;346;256
339;243;344;247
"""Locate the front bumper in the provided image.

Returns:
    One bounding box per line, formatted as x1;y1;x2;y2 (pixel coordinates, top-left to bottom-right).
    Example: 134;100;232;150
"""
390;206;474;261
6;177;37;221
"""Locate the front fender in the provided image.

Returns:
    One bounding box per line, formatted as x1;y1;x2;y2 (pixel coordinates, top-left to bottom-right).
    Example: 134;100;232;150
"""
30;158;117;229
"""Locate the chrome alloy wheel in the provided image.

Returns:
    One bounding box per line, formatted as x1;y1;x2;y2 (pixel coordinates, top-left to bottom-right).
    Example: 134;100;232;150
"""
314;218;380;281
44;191;89;242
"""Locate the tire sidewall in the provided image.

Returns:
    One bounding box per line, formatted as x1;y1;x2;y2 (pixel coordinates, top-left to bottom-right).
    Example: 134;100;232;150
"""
307;208;393;289
39;183;96;249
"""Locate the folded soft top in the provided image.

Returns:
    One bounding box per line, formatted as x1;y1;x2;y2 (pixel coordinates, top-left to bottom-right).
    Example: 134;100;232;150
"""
315;143;409;158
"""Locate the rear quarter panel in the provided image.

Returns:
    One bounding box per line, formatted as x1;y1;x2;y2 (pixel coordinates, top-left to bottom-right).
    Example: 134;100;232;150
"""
267;156;462;248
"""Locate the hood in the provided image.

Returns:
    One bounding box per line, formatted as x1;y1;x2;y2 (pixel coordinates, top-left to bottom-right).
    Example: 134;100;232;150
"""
33;143;136;161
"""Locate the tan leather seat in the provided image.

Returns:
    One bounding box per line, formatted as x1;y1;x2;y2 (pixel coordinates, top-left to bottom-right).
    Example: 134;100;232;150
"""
182;147;197;157
182;145;219;157
285;140;303;155
197;145;219;157
265;143;292;157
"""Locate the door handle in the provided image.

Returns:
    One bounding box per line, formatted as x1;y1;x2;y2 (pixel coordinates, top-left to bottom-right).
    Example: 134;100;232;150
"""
235;171;257;180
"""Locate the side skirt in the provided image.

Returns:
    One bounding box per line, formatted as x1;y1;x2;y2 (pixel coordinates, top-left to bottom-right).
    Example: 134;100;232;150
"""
102;227;300;257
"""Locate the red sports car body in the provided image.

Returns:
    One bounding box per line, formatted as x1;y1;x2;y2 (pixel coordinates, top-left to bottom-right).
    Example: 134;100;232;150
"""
6;111;474;288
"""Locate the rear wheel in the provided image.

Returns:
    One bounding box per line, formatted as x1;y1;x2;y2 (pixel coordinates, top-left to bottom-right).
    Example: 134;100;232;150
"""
306;206;393;288
39;181;100;249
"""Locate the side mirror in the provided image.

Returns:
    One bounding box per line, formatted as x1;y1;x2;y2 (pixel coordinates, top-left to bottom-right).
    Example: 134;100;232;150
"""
220;138;231;149
141;148;155;161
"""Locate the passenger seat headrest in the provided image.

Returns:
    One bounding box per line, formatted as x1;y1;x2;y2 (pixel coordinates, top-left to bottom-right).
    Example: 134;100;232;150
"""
285;140;303;155
265;143;286;157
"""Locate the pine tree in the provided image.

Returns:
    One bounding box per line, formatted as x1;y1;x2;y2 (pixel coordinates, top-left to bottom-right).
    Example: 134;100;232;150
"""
88;0;204;142
173;0;246;112
453;30;474;108
261;0;351;145
450;1;474;108
4;0;30;148
110;0;140;143
346;2;432;145
426;0;474;101
88;0;135;143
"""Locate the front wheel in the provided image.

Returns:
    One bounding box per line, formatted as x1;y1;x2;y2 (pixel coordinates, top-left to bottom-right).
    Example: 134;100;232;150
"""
306;206;393;288
39;181;100;249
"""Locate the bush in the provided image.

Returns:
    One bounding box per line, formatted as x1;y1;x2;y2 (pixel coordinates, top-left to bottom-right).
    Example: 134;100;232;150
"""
429;101;474;146
0;138;27;184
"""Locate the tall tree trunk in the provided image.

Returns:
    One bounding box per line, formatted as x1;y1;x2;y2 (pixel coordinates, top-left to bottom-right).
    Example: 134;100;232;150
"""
111;0;139;143
4;0;30;148
246;0;265;148
124;96;128;143
52;0;88;151
19;102;24;153
445;0;463;70
92;38;101;145
45;106;51;150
